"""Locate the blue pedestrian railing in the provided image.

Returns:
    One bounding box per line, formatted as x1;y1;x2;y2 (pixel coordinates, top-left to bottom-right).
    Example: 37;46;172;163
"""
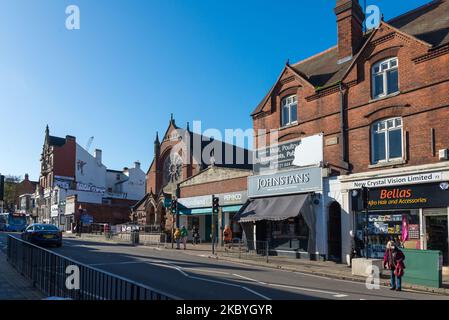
6;235;178;300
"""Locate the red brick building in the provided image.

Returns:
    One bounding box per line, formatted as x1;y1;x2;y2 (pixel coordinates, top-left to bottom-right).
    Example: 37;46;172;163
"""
244;0;449;263
36;126;77;223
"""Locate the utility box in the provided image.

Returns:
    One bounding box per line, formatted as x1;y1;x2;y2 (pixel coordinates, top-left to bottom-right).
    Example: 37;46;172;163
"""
402;249;442;288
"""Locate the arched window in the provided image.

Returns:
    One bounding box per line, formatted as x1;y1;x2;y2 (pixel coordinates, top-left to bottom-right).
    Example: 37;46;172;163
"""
371;117;403;164
281;95;298;127
372;57;399;99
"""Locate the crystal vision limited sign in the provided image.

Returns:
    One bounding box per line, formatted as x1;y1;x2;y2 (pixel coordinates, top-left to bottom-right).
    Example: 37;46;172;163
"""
248;167;322;198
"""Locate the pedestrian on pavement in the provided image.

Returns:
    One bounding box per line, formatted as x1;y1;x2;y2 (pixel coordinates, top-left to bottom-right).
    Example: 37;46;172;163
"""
174;227;181;249
223;225;232;248
192;226;200;246
181;225;188;250
384;240;406;291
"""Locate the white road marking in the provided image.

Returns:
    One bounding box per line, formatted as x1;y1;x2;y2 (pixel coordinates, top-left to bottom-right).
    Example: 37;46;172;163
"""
333;294;349;298
268;283;344;297
186;268;230;275
293;271;391;288
232;273;266;285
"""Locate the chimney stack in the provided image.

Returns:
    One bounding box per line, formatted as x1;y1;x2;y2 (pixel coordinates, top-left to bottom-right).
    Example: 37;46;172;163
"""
25;174;29;181
95;149;102;164
134;161;141;170
335;0;364;63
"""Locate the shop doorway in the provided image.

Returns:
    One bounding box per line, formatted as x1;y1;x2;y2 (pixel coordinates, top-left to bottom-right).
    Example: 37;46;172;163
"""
425;214;448;265
328;202;342;262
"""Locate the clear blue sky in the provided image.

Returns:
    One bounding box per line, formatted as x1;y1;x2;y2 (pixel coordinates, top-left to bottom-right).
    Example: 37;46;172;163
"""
0;0;430;181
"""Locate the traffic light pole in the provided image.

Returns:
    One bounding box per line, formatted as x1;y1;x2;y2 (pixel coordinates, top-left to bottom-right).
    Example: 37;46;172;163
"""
211;195;220;256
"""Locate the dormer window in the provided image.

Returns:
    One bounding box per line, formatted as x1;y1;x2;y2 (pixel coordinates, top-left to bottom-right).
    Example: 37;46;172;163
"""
372;57;399;99
281;95;298;127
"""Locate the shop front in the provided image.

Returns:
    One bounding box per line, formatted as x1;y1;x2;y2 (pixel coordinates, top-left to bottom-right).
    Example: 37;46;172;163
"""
347;170;449;265
177;191;248;243
235;166;324;259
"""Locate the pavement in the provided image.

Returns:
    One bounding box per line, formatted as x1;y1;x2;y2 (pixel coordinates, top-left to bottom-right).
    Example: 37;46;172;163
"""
0;233;46;300
43;234;448;300
69;233;449;297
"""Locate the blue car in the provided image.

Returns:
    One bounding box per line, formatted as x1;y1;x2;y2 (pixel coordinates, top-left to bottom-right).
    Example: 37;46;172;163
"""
21;224;63;247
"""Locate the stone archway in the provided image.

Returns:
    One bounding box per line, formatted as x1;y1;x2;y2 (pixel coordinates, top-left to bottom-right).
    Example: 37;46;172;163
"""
147;205;155;225
156;201;168;231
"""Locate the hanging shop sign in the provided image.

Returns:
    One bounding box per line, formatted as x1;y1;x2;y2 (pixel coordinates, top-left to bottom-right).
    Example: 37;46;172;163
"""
248;167;322;198
352;182;449;211
253;134;323;174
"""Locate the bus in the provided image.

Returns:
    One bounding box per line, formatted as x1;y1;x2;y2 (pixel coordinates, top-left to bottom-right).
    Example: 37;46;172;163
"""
0;213;28;232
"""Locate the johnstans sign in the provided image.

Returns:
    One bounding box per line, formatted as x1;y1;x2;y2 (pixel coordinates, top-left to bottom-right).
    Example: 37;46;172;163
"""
248;167;322;198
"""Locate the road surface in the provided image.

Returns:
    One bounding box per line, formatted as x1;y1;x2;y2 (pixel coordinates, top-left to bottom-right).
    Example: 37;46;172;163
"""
1;232;447;300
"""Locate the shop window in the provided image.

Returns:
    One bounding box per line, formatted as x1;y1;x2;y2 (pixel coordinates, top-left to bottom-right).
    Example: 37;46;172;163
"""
371;117;403;164
188;216;199;231
281;95;298;127
355;211;419;259
269;216;309;252
372;57;399;99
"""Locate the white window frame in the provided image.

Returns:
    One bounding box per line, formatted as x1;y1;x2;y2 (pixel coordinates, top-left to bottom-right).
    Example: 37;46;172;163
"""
281;95;298;127
372;57;399;99
371;117;404;164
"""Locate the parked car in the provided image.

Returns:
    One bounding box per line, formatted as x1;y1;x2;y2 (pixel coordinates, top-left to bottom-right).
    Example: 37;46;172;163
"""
21;224;63;247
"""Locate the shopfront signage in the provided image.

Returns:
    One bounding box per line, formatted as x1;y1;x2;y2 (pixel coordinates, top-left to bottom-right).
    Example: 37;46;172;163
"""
253;134;323;174
54;179;72;190
349;172;443;189
76;182;106;194
352;182;449;210
51;205;59;217
178;191;248;209
248;167;322;198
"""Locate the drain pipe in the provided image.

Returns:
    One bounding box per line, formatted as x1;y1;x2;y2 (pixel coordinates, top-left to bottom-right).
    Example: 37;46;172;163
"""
339;82;349;169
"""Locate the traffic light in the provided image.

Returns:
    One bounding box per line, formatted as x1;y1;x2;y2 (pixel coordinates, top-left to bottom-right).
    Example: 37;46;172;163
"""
212;196;219;214
171;199;177;214
0;175;4;202
361;187;369;210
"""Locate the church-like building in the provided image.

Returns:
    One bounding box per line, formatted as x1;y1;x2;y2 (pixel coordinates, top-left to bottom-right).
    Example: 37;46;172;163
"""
132;115;252;234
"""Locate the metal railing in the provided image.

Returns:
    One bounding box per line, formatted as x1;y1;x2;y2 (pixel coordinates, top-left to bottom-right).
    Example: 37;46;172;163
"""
219;240;270;263
6;235;178;300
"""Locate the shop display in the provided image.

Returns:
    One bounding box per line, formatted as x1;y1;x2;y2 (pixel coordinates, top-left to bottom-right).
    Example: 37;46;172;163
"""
356;211;419;259
408;224;419;240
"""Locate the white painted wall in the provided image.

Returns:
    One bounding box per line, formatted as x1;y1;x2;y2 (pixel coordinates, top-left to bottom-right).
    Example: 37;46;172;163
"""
106;163;145;201
121;166;146;200
75;144;107;189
